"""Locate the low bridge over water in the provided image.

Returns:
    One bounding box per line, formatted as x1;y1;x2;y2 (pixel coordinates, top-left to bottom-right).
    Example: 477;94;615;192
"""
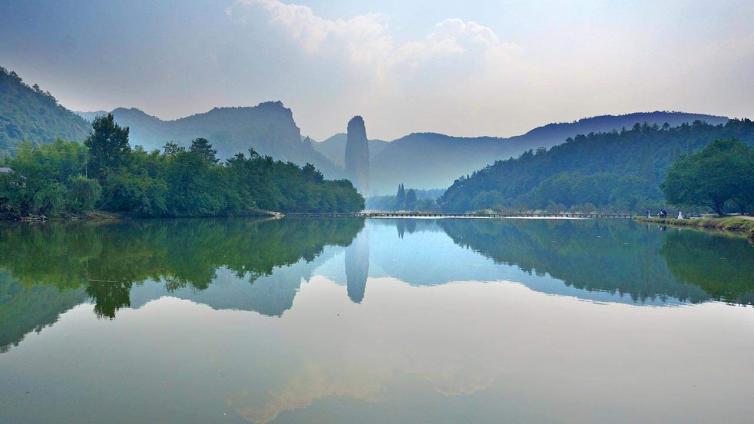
286;212;634;219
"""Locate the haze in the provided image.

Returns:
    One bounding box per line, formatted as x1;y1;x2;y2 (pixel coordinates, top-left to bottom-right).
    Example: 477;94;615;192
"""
1;0;752;140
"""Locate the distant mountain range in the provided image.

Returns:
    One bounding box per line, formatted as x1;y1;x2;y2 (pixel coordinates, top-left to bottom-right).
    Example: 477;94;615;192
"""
346;112;730;194
77;103;342;177
1;66;732;194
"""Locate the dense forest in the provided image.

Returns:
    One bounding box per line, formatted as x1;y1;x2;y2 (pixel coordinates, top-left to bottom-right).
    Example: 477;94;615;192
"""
662;139;754;215
0;66;90;153
364;112;728;194
0;114;363;218
440;119;754;213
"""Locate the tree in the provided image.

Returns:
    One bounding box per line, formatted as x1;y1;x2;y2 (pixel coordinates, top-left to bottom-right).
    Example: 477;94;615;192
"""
189;138;218;164
662;139;754;216
67;176;101;212
85;114;131;182
406;189;417;210
396;184;406;209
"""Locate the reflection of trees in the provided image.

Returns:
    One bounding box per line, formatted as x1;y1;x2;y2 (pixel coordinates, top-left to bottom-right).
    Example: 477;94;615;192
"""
0;218;364;319
396;219;417;239
85;280;133;319
440;219;714;304
661;231;754;305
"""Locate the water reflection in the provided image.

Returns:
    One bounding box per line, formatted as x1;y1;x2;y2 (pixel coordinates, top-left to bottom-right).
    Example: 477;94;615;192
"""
0;218;364;350
345;229;369;303
1;218;753;353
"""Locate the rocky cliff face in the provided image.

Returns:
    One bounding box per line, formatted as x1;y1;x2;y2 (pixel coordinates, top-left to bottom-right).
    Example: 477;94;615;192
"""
345;116;370;194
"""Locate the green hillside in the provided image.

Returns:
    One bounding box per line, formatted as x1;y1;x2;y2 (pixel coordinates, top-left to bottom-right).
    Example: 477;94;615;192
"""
440;119;754;213
0;66;90;153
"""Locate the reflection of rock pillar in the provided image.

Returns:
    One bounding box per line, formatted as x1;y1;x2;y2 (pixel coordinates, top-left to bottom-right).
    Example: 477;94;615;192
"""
345;228;369;303
345;116;370;195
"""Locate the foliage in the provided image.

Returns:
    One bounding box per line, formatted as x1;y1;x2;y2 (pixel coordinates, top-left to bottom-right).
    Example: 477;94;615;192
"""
0;139;99;216
85;113;131;182
440;120;754;213
662;139;754;215
0;67;90;153
1;115;363;218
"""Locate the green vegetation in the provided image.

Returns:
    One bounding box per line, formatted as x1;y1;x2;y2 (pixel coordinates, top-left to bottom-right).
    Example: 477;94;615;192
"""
440;120;754;213
0;67;90;153
0;114;363;218
662;140;754;215
365;184;442;211
637;216;754;241
367;112;728;194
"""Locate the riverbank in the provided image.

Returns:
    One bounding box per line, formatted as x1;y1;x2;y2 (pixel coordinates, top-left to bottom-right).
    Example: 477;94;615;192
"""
1;208;284;223
636;216;754;241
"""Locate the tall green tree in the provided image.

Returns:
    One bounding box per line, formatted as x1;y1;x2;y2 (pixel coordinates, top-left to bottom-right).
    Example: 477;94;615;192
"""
85;114;131;182
662;139;754;215
189;138;218;164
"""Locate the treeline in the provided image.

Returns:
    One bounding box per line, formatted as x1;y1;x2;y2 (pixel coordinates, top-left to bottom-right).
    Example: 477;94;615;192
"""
0;114;363;218
440;119;754;213
365;184;442;211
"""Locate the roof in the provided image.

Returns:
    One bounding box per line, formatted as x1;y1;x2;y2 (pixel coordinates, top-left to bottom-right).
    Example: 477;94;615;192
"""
0;167;12;174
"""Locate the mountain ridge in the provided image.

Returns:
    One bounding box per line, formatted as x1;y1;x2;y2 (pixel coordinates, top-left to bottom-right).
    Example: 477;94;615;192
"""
366;111;730;193
0;66;90;152
80;101;343;178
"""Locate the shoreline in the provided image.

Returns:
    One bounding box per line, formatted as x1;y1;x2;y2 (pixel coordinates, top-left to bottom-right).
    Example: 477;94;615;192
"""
0;208;284;223
635;216;754;241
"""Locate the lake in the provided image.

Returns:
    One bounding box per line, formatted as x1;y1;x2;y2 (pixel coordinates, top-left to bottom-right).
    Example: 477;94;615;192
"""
1;217;754;423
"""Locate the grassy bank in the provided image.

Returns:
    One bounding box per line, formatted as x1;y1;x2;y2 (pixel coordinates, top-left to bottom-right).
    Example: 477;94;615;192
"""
636;216;754;241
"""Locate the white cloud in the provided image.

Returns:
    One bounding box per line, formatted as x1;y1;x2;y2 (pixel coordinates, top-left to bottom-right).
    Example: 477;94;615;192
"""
227;0;519;77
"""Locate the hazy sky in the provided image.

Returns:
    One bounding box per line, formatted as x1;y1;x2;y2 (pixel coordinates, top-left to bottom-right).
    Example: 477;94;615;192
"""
1;0;753;140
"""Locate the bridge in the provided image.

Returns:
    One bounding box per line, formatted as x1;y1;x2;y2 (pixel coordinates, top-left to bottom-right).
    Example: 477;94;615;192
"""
285;211;635;219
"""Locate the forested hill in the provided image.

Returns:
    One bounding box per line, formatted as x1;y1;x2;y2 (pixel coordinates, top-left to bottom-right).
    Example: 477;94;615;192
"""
83;103;341;178
366;111;728;194
439;119;754;213
0;67;90;153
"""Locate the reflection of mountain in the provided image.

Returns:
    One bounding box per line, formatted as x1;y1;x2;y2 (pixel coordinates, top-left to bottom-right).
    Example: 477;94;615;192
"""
0;218;363;325
345;229;369;303
129;246;343;317
0;272;86;352
439;219;754;304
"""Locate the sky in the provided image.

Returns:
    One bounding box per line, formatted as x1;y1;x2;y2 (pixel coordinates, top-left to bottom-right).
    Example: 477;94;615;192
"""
1;0;753;140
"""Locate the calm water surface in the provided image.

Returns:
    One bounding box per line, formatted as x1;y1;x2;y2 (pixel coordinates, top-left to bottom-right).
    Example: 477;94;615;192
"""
1;218;754;423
